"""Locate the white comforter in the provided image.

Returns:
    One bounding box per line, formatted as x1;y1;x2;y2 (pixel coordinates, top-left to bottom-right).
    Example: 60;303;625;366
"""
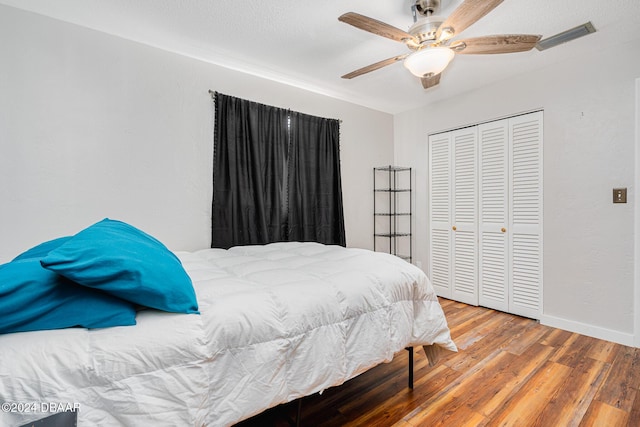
0;242;455;426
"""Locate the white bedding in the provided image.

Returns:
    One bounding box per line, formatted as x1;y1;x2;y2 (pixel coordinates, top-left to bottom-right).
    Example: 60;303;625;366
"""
0;242;455;426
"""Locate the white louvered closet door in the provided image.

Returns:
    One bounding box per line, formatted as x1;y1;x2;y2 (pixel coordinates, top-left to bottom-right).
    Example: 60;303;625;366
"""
451;128;478;305
428;128;478;305
508;112;543;319
430;111;542;318
428;132;452;298
478;120;510;312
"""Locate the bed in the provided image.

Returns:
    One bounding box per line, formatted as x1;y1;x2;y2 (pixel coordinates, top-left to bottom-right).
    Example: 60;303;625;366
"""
0;222;455;426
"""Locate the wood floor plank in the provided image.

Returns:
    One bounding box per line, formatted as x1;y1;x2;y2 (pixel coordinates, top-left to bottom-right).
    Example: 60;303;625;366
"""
535;356;610;427
235;299;640;427
395;350;513;425
594;345;640;413
487;361;573;426
479;343;556;417
437;300;477;325
445;315;531;372
549;332;581;363
629;389;640;423
446;307;498;341
540;327;575;347
394;344;529;425
396;341;554;425
628;348;640;390
501;321;552;356
579;401;629;427
339;362;460;427
552;334;601;368
390;420;413;427
586;338;620;364
406;404;487;427
452;309;514;350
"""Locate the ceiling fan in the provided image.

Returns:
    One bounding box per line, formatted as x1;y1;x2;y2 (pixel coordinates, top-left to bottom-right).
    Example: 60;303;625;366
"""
338;0;541;89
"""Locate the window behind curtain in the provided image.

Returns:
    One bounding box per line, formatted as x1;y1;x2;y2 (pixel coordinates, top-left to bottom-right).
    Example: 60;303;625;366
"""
212;92;345;249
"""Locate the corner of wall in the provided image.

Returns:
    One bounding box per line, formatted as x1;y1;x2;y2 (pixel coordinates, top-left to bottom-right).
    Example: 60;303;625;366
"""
634;77;640;347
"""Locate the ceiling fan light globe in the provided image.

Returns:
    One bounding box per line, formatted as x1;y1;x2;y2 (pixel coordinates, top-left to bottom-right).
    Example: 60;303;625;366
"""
403;47;454;77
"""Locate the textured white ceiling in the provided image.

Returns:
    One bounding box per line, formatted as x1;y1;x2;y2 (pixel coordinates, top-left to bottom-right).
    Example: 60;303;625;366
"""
2;0;640;113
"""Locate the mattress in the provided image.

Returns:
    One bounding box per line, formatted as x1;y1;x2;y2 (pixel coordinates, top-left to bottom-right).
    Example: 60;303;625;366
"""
0;242;455;426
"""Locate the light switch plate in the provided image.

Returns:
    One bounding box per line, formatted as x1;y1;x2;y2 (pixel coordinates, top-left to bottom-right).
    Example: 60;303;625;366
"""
613;188;627;204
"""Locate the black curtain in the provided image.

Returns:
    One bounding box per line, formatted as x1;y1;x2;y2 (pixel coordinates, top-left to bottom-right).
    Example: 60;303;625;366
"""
288;112;345;246
212;93;289;249
212;93;346;249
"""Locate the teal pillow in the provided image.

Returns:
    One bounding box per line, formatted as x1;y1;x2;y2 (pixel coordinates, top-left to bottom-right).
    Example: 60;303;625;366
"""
0;258;137;334
12;236;72;261
41;219;199;314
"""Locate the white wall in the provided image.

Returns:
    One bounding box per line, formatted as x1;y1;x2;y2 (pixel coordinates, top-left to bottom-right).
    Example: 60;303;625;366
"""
395;40;640;344
0;5;393;263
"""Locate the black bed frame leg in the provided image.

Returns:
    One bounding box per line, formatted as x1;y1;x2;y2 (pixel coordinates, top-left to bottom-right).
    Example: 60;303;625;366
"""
296;399;302;427
406;346;414;389
284;398;302;427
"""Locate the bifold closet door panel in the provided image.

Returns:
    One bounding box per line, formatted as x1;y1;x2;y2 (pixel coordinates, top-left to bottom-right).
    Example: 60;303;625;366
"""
429;127;478;305
478;112;543;318
509;111;543;319
451;128;478;306
478;119;510;312
429;133;452;298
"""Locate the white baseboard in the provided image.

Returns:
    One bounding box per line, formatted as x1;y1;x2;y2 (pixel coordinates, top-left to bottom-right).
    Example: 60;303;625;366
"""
540;314;635;347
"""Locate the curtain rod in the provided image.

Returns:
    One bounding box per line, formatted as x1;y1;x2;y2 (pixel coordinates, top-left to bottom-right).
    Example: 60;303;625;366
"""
208;90;342;123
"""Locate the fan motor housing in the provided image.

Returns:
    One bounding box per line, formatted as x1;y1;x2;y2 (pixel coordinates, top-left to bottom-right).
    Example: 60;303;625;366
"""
414;0;441;16
408;15;444;44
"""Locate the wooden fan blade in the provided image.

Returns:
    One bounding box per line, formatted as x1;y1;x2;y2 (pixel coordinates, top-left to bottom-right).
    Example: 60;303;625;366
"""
421;73;441;89
342;54;409;79
339;12;417;44
436;0;504;41
451;34;542;54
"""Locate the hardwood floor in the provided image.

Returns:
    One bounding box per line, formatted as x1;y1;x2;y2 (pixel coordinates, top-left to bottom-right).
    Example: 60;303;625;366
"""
235;298;640;426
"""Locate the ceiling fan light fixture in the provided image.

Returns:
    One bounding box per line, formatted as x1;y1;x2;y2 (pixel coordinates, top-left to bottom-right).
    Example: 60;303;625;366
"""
403;47;454;77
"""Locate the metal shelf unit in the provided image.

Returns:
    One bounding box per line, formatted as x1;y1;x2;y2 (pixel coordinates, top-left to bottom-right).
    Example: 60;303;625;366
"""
373;166;412;262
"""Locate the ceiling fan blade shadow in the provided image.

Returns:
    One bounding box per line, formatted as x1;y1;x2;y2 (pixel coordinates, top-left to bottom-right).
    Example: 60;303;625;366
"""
421;73;441;89
342;54;409;79
436;0;504;41
339;12;417;44
451;34;542;54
